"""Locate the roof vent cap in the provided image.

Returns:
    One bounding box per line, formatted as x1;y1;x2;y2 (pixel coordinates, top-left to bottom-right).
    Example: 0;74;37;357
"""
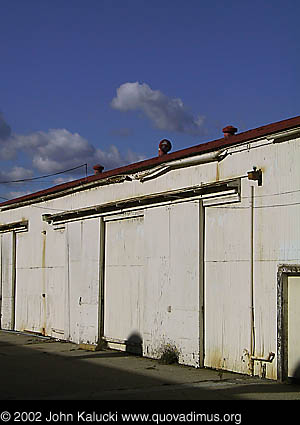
158;139;172;156
93;164;104;175
222;125;237;138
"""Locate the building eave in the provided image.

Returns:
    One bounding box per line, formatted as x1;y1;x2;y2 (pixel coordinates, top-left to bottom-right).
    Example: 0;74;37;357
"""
1;114;300;209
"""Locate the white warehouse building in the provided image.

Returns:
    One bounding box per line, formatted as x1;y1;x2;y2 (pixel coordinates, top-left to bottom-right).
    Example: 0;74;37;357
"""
1;115;300;381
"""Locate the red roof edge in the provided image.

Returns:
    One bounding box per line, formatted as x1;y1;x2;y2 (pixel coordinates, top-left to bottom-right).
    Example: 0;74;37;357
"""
1;114;300;208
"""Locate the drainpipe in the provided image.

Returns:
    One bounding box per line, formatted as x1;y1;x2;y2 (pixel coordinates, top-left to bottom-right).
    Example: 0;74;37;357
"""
97;217;106;349
162;150;228;169
135;150;228;182
11;231;16;330
250;185;255;375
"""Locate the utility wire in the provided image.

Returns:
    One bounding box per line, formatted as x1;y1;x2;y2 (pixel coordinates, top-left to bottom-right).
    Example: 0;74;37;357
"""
0;163;87;184
1;175;300;211
210;201;300;209
241;188;300;199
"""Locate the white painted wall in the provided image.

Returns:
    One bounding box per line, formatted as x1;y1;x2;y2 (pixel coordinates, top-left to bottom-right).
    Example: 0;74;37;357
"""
15;228;46;334
15;225;66;337
0;232;15;330
205;197;251;375
0;134;300;379
44;227;66;338
104;215;144;350
66;219;100;344
143;202;201;367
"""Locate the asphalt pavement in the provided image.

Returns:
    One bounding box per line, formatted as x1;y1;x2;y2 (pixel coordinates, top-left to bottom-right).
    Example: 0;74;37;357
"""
0;330;299;401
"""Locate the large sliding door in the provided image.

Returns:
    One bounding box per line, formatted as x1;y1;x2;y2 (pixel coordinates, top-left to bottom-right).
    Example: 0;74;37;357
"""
204;204;251;373
104;214;144;353
0;232;16;330
15;227;66;337
66;219;100;344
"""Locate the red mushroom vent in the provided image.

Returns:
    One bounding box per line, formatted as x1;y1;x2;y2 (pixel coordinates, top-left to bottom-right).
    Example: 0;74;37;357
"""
222;126;237;138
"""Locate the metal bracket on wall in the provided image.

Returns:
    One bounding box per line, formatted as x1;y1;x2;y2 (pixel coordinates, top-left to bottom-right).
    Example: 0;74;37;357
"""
247;167;262;186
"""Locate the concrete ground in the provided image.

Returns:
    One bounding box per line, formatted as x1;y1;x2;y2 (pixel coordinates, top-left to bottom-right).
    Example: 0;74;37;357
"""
0;330;299;400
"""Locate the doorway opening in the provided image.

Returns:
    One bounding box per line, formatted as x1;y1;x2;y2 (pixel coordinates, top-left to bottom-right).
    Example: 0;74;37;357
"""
277;264;300;382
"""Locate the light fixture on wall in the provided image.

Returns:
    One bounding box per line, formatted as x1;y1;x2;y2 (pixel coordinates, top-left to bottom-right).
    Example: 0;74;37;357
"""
247;166;262;186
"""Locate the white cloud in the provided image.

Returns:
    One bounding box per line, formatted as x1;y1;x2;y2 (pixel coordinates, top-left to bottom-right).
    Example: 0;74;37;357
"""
95;145;145;170
0;128;145;175
12;129;94;173
0;167;34;200
0;109;146;200
111;82;205;135
6;166;34;181
0;166;34;183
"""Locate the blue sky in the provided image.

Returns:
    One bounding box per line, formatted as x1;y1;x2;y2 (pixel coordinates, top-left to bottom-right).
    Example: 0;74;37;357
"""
0;0;299;199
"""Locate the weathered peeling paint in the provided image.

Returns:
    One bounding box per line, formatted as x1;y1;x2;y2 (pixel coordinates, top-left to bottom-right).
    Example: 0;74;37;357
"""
143;202;201;367
0;232;15;330
104;215;144;351
0;132;300;380
65;218;100;345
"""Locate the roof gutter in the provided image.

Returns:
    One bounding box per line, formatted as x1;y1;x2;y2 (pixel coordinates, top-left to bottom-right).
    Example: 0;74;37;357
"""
0;174;131;212
0;149;228;211
267;127;300;143
1;116;300;211
133;150;228;182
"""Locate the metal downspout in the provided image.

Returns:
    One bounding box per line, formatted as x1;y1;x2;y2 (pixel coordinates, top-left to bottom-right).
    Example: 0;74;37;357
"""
199;200;205;368
11;232;17;331
98;217;106;349
65;226;71;341
135;150;228;182
250;185;255;375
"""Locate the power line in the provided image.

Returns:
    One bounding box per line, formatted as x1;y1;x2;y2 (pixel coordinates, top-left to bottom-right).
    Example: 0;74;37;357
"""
210;201;300;209
1;172;300;211
241;188;300;199
0;163;87;184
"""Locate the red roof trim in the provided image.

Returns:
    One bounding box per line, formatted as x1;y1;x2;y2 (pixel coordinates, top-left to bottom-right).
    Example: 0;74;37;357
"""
1;115;300;207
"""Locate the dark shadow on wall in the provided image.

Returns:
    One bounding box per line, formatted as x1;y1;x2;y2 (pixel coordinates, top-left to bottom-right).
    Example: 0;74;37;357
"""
289;361;300;385
125;332;143;356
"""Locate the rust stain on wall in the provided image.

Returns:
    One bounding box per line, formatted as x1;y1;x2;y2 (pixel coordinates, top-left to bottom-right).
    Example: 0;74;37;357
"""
216;163;220;182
